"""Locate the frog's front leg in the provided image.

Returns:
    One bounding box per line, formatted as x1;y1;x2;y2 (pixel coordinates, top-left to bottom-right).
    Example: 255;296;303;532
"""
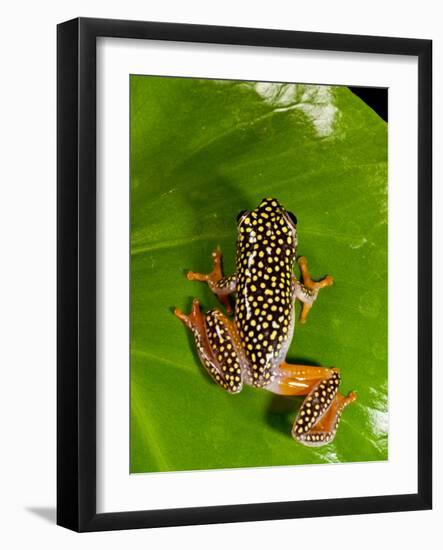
293;256;334;323
267;363;356;446
187;248;236;314
174;299;244;393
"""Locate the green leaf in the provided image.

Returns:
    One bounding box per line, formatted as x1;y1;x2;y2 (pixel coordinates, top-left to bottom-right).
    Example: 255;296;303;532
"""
130;76;388;473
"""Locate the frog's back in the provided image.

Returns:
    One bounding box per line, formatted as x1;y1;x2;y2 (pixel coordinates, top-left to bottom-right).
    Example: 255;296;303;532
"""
234;199;296;386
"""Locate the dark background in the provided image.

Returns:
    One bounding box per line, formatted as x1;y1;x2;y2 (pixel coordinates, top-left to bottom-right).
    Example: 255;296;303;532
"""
349;87;388;122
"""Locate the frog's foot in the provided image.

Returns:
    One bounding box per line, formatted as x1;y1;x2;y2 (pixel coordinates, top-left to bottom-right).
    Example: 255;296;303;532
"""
295;256;333;323
174;299;244;394
186;247;235;315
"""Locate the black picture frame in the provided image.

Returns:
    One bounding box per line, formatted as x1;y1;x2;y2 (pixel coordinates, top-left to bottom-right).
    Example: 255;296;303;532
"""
57;17;432;532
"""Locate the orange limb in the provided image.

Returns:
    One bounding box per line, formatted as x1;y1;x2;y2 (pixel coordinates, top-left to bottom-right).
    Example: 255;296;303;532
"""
174;299;243;393
272;363;338;396
297;256;333;323
187;247;234;314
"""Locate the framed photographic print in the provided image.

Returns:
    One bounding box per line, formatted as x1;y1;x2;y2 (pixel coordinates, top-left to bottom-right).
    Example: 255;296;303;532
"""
57;17;432;531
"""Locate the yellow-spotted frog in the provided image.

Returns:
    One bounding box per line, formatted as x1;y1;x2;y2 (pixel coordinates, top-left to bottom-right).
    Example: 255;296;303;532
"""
175;198;356;446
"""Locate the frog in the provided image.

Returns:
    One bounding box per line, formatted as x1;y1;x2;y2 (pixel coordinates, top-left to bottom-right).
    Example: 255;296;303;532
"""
174;198;356;446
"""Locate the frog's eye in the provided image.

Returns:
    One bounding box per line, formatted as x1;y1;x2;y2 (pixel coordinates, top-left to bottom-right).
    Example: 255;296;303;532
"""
286;211;298;226
236;210;249;225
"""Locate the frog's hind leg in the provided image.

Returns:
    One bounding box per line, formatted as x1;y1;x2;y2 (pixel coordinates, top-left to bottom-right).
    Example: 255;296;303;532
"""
174;299;244;394
292;370;356;446
267;363;356;446
295;390;357;447
187;248;236;314
293;256;333;323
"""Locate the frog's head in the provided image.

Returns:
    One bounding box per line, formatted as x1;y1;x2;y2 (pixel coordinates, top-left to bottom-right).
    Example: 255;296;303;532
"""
236;197;298;255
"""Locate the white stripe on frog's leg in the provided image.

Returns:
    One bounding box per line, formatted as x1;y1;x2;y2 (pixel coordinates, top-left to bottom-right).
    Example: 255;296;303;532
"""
174;299;244;394
265;363;337;396
263;363;357;445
